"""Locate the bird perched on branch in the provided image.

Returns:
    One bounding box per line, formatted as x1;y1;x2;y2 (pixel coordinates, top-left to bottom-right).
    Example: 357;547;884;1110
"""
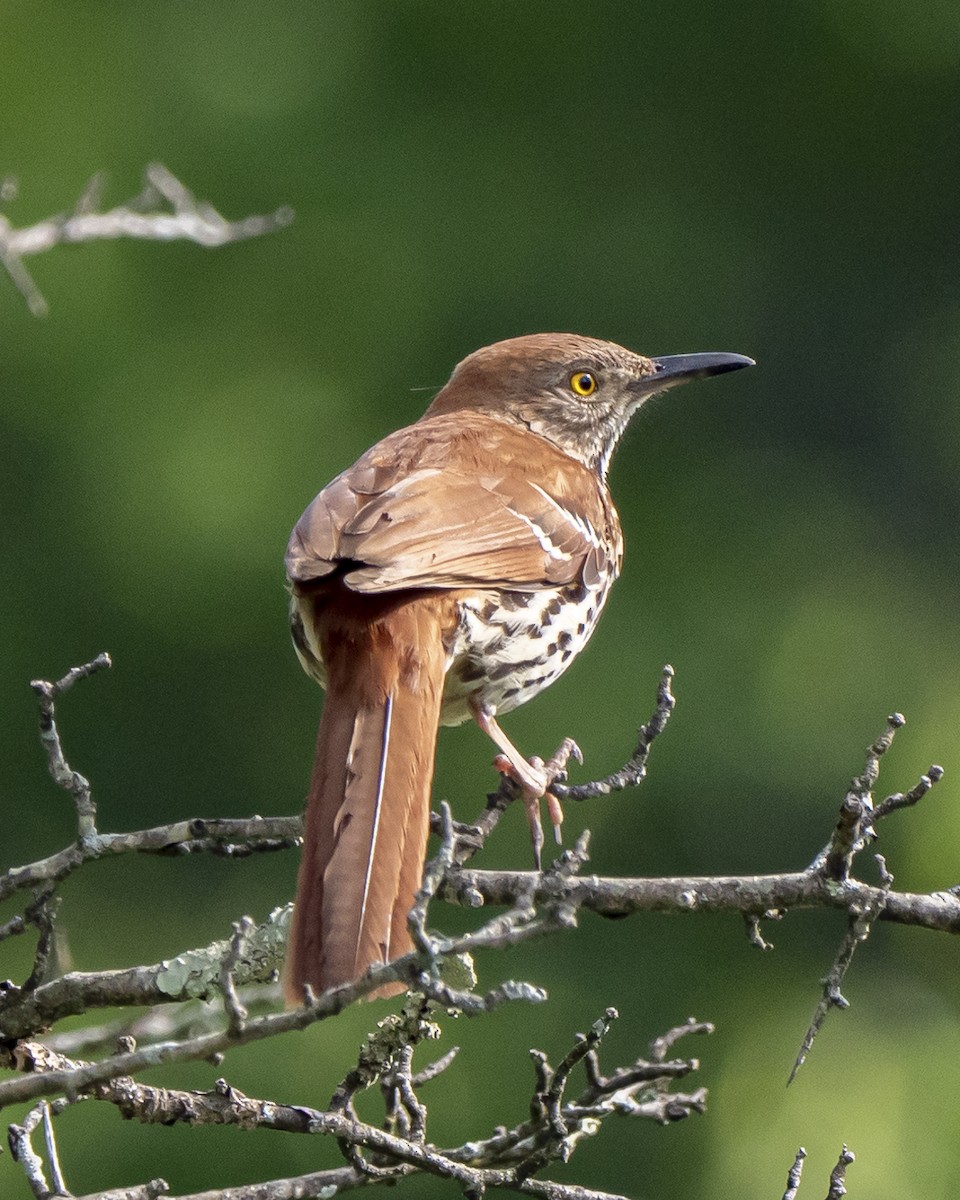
284;333;753;1000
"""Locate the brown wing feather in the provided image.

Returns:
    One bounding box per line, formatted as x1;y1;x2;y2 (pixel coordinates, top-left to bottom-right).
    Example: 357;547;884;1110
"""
286;411;609;594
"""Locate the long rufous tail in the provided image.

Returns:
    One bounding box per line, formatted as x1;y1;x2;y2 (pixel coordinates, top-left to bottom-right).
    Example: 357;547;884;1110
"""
284;596;447;1002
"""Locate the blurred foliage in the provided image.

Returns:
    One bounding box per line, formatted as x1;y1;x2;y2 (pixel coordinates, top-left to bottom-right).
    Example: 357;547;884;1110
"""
2;1;960;1197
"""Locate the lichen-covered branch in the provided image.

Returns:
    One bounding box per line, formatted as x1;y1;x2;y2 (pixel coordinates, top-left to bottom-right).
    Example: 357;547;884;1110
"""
2;657;947;1198
8;1015;709;1200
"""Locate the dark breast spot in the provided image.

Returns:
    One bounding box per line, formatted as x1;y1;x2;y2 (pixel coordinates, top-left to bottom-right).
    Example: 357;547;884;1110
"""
488;657;534;682
456;659;487;684
499;591;531;614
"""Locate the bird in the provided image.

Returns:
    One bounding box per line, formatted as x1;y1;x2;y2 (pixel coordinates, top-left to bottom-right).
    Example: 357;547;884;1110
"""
284;333;753;1000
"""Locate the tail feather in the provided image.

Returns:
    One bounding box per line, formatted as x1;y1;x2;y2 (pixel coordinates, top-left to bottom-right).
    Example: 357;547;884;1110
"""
285;596;447;1002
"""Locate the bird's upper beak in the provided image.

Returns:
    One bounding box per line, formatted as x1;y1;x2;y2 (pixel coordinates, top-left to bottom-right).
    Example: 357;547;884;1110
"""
630;352;755;397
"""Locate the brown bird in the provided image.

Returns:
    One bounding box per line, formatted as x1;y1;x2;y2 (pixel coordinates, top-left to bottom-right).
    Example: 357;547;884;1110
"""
284;333;753;1000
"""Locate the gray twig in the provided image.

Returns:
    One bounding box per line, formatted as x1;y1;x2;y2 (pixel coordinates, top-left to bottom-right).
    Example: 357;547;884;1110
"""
9;1014;705;1200
0;815;301;905
789;859;893;1085
781;1146;806;1200
814;713;905;880
874;764;944;822
553;664;676;801
30;652;111;841
518;1008;619;1180
41;1100;68;1195
42;984;281;1059
0;658;941;1198
744;910;781;951
220;918;254;1036
0;164;293;315
20;885;60;993
827;1145;855;1199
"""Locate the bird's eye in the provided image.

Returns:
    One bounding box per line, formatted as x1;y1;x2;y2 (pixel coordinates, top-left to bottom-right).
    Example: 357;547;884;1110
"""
569;371;597;397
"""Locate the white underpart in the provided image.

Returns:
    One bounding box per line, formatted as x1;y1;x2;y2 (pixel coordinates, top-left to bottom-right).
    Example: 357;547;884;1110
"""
441;574;613;726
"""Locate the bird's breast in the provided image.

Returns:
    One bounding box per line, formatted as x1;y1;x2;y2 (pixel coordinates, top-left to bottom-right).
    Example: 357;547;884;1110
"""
439;571;618;726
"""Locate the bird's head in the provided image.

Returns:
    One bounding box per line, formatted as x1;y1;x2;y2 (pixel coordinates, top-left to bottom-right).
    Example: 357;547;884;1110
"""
426;333;754;476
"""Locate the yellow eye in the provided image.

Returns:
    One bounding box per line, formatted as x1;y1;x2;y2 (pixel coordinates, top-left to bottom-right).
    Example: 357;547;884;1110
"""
570;371;597;396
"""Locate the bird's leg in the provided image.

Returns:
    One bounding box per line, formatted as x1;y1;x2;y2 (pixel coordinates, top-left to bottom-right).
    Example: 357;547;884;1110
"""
470;700;582;868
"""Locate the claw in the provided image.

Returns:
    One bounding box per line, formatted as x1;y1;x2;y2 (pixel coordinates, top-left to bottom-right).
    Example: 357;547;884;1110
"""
525;793;545;870
473;699;581;869
546;791;564;844
492;752;513;776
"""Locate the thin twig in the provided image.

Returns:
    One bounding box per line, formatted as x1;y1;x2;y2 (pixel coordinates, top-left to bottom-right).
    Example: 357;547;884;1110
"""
827;1145;855;1199
874;764;944;822
814;713;905;880
42;1100;68;1195
789;859;893;1085
220;918;254;1036
553;664;676;801
781;1146;806;1200
0;165;293;315
1;815;301;904
30;652;112;840
10;1015;704;1200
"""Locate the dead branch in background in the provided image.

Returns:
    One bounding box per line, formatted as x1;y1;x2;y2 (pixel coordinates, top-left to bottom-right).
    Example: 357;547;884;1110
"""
0;656;950;1198
0;164;293;315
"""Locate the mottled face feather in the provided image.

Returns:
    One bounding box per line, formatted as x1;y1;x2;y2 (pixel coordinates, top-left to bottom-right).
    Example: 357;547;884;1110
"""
425;333;661;476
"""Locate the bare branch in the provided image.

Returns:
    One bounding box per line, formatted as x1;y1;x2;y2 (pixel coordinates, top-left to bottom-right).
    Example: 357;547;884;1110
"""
0;164;293;314
647;1017;715;1063
8;1006;706;1200
0;815;301;905
789;859;893;1085
20;885;61;992
874;764;944;822
517;1008;619;1180
827;1145;855;1199
30;652;111;840
744;910;781;951
553;664;676;802
442;865;960;935
8;1101;58;1199
813;713;905;880
41;1100;68;1196
781;1146;806;1200
2;657;941;1196
42;984;282;1059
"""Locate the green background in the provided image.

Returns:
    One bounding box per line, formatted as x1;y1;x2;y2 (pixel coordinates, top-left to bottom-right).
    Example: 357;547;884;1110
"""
3;2;960;1196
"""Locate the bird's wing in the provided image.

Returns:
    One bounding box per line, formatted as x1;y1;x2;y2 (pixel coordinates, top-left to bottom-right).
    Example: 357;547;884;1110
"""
285;413;610;594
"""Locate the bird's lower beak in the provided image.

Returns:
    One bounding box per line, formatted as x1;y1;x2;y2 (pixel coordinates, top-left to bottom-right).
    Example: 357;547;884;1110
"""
631;352;755;397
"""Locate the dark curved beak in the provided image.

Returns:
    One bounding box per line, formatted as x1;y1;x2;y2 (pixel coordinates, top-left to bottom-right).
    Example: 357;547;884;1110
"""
631;352;755;397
